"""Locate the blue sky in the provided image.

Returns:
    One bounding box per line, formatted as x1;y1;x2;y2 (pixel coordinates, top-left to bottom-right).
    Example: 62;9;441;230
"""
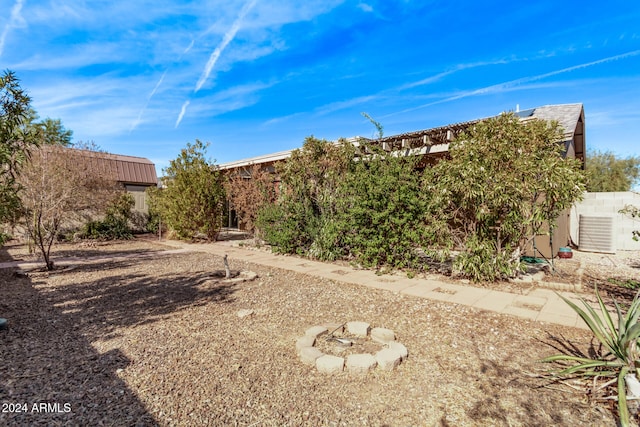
1;0;639;175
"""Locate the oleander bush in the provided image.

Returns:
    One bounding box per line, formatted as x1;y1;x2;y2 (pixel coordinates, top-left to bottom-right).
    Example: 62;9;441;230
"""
256;113;586;281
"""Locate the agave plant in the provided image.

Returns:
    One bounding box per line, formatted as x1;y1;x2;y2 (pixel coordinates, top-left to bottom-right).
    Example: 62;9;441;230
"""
541;286;640;427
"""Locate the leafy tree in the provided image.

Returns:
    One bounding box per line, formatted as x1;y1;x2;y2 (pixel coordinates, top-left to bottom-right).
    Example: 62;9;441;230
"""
40;117;73;146
20;108;73;146
149;140;225;240
17;145;120;270
224;163;277;234
429;112;586;281
0;70;40;229
586;150;640;192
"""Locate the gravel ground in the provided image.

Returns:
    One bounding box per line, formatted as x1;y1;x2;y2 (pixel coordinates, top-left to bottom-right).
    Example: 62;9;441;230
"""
0;240;624;426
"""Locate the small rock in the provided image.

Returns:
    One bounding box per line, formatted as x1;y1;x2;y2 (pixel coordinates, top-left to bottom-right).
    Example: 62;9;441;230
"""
299;347;324;366
316;355;344;374
237;309;254;318
346;354;377;374
295;335;316;353
305;325;328;338
375;348;402;371
532;271;546;282
346;321;370;337
371;327;395;343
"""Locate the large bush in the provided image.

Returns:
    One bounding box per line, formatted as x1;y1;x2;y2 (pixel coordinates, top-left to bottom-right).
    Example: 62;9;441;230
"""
428;112;586;281
256;113;585;281
337;145;430;269
149;140;225;240
257;136;353;255
80;192;135;240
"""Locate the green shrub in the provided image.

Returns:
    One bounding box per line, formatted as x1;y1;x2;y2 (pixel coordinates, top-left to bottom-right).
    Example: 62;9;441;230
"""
256;112;585;282
338;149;428;269
256;137;353;255
81;217;132;240
429;112;585;281
79;192;135;240
0;231;11;246
308;218;345;261
148;140;225;240
256;203;301;254
452;235;522;282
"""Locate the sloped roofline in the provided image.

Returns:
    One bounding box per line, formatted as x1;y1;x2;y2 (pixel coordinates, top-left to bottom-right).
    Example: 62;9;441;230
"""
218;103;585;170
40;146;158;185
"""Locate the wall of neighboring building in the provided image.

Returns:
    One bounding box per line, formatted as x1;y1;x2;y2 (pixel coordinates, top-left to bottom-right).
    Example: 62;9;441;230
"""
521;208;571;259
124;184;152;213
570;192;640;252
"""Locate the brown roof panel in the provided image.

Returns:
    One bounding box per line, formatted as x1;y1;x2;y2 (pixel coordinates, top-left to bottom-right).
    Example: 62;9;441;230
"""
49;147;158;185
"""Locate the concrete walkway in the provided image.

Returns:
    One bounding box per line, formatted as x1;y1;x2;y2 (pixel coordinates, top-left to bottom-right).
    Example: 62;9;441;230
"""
160;240;593;330
2;240;596;330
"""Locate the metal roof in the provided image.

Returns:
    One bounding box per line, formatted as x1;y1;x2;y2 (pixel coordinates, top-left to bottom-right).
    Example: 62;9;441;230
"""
217;149;295;170
44;146;158;185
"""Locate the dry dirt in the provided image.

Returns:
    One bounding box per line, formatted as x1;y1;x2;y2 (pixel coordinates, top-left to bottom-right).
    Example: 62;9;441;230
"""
1;238;637;426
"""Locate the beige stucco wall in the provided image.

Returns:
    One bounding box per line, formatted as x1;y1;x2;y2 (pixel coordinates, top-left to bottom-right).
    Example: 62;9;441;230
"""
570;191;640;252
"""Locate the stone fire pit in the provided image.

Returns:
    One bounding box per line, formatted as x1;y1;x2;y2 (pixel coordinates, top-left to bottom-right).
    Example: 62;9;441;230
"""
295;321;408;374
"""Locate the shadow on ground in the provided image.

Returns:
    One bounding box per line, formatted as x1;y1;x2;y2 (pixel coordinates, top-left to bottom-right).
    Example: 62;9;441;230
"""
29;256;238;342
436;333;613;426
0;251;237;425
0;267;156;426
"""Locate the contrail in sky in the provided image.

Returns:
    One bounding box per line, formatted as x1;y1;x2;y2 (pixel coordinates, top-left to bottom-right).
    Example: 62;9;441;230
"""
0;0;25;57
386;49;640;118
132;39;196;131
176;0;257;128
195;0;257;92
175;100;190;128
130;70;168;132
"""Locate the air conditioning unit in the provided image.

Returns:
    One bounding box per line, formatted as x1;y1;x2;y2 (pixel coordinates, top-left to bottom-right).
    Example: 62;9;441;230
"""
578;215;615;254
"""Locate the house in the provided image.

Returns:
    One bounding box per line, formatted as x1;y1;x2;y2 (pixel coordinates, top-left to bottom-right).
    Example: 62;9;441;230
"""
56;147;158;213
220;103;586;258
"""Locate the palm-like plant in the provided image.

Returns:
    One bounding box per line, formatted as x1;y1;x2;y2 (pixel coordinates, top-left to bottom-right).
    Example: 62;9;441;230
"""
542;286;640;427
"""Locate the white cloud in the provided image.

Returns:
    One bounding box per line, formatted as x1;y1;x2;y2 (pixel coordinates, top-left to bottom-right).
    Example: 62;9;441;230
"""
314;95;378;116
131;70;168;132
357;3;373;13
0;0;26;57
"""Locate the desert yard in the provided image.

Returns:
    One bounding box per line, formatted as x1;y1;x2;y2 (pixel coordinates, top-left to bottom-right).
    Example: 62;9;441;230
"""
0;239;625;426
